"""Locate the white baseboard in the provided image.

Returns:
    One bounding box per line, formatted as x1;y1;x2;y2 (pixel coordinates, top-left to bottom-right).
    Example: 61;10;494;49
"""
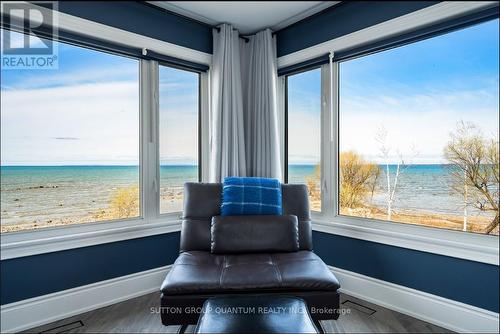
0;265;171;333
330;266;499;333
2;264;498;333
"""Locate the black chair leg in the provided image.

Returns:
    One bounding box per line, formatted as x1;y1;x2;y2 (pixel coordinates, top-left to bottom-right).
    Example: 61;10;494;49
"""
178;324;189;334
313;319;325;334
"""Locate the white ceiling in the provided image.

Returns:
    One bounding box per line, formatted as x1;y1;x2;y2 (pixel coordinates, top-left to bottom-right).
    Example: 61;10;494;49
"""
149;1;339;35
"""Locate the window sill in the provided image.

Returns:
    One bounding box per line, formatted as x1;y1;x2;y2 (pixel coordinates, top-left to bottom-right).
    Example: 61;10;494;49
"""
312;215;499;265
0;216;182;260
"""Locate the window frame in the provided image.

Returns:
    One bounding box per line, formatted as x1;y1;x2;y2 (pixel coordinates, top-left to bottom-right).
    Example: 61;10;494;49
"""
0;4;210;260
284;67;326;214
156;62;202;218
280;17;500;265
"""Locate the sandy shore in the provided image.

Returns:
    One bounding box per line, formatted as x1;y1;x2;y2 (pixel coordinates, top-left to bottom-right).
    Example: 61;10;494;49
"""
0;188;185;233
308;197;498;235
1;193;497;236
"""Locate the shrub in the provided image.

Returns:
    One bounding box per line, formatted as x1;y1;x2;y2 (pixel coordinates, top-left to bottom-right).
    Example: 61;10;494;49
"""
339;151;380;208
109;186;139;219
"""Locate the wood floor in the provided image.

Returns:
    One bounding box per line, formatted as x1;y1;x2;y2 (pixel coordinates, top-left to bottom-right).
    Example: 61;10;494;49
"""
24;293;452;333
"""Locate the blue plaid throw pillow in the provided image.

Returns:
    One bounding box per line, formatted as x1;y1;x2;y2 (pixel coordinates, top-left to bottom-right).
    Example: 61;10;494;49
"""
221;177;282;216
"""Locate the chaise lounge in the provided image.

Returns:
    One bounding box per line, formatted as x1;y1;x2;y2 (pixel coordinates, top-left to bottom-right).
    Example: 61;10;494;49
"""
160;182;341;327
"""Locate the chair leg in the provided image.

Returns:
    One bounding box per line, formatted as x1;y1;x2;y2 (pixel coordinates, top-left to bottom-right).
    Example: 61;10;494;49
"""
178;324;189;334
313;319;325;334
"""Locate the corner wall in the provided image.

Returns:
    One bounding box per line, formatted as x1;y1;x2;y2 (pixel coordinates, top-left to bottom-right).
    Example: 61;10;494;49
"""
0;232;180;305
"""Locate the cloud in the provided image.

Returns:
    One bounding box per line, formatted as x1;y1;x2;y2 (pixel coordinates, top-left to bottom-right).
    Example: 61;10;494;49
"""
288;110;321;164
339;87;499;164
1;81;140;165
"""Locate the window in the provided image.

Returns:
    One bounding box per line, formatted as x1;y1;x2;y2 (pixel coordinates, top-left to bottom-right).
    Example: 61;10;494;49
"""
287;68;322;211
159;65;199;214
1;29;140;233
338;19;499;235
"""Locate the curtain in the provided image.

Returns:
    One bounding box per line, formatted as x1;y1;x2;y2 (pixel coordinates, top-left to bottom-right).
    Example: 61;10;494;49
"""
241;29;282;179
209;24;247;182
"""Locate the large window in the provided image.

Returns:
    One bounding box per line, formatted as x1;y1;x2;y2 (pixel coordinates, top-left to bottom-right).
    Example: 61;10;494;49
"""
159;65;199;214
287;68;322;211
1;29;140;233
338;19;499;235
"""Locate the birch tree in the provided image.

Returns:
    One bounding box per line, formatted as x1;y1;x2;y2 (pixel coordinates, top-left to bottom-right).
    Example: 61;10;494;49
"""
375;126;417;220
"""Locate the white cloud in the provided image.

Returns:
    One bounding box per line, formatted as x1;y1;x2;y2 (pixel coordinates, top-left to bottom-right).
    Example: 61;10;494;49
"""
339;88;499;164
1;81;140;165
288;110;321;164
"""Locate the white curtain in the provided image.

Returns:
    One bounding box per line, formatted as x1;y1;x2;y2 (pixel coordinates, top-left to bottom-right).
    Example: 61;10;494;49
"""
241;29;282;179
209;26;282;181
209;24;247;182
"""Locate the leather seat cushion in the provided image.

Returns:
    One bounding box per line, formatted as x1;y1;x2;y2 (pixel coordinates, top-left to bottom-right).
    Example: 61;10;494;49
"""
161;251;340;295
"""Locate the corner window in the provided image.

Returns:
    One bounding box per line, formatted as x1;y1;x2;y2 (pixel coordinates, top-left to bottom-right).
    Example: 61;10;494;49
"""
158;65;200;214
338;19;499;235
0;29;140;233
286;68;322;211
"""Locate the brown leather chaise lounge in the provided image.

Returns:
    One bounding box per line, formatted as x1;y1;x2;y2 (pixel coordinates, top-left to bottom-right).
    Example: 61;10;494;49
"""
160;182;341;326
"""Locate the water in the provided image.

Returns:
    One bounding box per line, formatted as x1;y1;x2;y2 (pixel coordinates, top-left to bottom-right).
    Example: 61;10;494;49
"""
288;164;497;217
0;165;196;225
1;164;496;227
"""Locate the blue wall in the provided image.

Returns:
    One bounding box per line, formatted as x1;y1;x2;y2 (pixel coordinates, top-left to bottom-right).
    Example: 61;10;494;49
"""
276;1;439;57
313;231;499;313
40;1;212;54
0;232;180;305
2;230;498;314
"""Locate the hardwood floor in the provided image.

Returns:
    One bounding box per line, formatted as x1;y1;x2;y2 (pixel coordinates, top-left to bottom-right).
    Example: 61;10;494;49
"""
24;293;452;333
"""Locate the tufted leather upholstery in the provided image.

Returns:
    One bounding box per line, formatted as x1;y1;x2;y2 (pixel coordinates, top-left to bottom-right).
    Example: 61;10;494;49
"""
161;182;340;326
161;251;340;295
180;182;313;252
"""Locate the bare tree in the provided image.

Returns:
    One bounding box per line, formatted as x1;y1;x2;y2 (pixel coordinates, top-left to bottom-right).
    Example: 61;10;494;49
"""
375;126;418;220
444;121;499;234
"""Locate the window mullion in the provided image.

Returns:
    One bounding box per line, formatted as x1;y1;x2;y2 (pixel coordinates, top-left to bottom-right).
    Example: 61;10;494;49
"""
140;59;159;221
200;71;211;182
331;60;340;218
320;64;334;218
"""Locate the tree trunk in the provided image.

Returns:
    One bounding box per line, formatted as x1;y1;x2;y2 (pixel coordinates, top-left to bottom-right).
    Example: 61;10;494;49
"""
484;212;499;234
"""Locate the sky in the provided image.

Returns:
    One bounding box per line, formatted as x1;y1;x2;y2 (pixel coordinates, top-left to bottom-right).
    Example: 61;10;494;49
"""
1;28;199;166
289;19;499;164
1;19;499;166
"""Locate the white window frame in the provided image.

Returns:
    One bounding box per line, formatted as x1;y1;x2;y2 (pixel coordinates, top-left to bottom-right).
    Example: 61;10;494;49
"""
156;63;204;219
279;1;500;266
0;3;211;260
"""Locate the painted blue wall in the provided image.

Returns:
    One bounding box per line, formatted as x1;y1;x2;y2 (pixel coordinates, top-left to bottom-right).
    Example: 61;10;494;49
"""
313;231;499;313
276;1;439;57
40;1;212;54
2;230;497;314
0;232;180;305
